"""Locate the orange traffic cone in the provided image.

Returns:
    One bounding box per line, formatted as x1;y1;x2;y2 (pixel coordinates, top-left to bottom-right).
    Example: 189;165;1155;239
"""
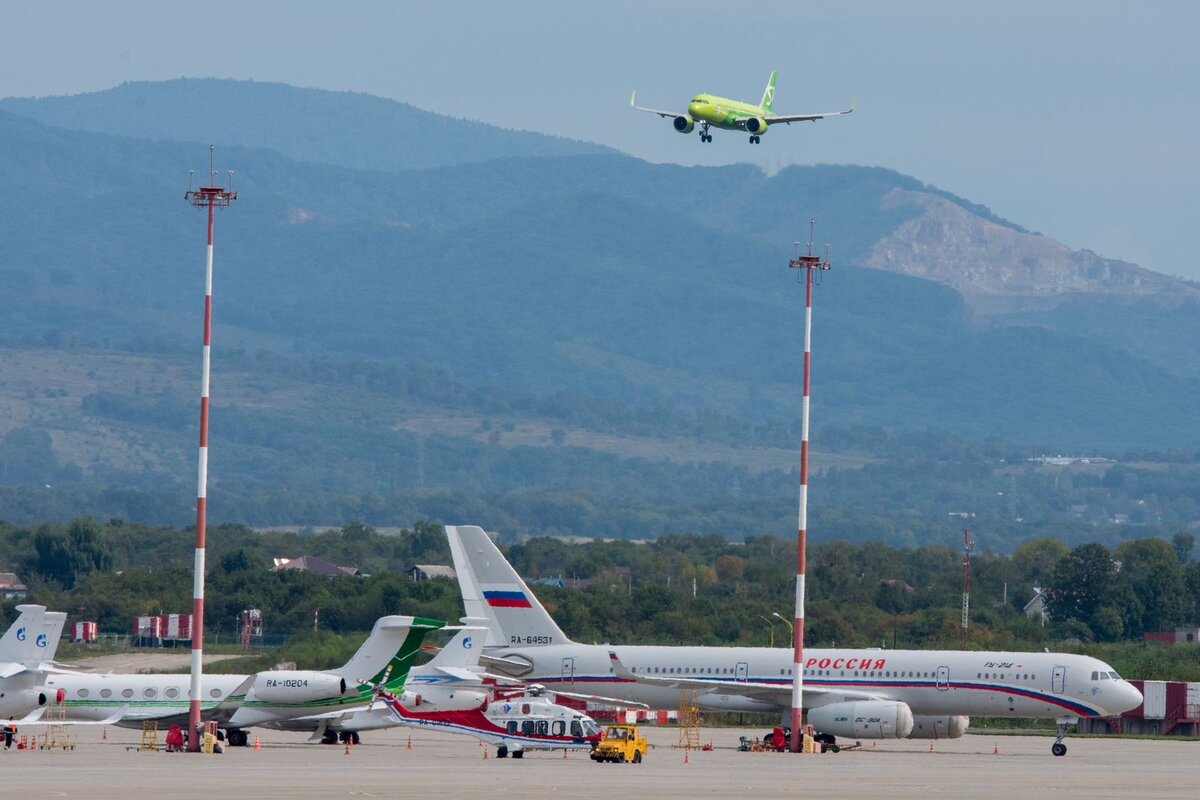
406;734;413;751
993;742;1000;755
344;739;351;755
929;741;936;754
683;749;690;764
483;746;489;760
102;727;108;741
254;735;261;751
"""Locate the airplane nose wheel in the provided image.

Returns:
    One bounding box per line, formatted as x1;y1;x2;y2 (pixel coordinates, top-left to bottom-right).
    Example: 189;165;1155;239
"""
1051;718;1072;756
698;123;712;143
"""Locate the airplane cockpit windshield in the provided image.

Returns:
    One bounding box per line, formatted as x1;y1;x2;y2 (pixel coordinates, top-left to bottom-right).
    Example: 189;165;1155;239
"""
1091;670;1122;681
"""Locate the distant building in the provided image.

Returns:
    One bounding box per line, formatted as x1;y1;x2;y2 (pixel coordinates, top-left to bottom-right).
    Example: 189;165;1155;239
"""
527;576;592;590
1144;626;1200;645
272;556;360;577
1024;587;1049;626
407;564;456;581
0;572;28;599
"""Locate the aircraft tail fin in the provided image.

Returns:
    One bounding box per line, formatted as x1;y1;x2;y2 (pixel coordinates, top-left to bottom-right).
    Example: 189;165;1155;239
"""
760;71;777;114
0;605;47;664
330;615;445;691
424;624;486;671
446;525;573;647
37;612;67;663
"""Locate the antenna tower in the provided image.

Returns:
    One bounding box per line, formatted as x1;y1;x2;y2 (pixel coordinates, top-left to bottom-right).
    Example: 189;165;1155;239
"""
183;146;237;750
786;219;831;753
961;528;973;649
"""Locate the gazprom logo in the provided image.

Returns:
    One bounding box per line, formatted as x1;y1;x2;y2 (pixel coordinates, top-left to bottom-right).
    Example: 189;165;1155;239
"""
16;626;26;641
462;636;473;649
36;633;48;648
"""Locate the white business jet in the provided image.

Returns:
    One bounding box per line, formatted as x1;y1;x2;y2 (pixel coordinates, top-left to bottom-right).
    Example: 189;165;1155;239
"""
1;605;69;720
43;614;443;746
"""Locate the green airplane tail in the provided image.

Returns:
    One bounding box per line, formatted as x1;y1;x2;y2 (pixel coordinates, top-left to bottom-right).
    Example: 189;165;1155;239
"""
760;71;777;114
366;616;446;692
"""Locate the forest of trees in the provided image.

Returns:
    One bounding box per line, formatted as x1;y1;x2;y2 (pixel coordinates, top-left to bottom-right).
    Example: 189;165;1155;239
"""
3;519;1198;672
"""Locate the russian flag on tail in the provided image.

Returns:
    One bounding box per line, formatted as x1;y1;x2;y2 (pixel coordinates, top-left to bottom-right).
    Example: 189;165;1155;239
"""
483;590;532;608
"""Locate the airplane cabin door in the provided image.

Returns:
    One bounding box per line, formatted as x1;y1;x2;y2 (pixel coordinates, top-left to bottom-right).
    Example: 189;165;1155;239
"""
1052;665;1066;694
561;657;575;685
735;661;749;682
936;665;950;691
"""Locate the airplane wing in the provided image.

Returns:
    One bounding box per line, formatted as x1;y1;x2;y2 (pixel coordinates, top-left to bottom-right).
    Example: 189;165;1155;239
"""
19;704;130;725
765;102;856;125
630;91;684;119
607;651;883;705
544;687;649;709
207;675;256;721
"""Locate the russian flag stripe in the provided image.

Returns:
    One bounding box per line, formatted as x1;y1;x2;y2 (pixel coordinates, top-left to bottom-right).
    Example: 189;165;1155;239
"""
484;591;532;608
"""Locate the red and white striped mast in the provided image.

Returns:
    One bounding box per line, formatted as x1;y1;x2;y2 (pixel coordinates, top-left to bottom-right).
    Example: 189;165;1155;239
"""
787;220;830;753
184;147;237;751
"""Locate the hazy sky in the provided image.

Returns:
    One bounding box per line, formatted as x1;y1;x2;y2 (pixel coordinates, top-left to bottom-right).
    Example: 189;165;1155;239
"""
4;1;1197;278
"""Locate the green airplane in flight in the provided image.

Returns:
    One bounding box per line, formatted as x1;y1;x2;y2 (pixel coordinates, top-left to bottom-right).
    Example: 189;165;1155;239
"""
631;71;853;144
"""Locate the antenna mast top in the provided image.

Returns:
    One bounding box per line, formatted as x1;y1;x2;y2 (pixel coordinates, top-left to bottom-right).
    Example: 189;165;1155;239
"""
789;219;831;272
185;145;237;208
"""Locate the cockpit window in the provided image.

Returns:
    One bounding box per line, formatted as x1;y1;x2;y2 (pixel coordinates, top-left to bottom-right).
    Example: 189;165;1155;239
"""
1109;671;1121;680
1091;671;1099;680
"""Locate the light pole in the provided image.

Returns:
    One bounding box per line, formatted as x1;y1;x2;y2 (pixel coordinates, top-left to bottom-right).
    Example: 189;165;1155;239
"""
759;615;777;648
787;220;831;753
772;611;794;642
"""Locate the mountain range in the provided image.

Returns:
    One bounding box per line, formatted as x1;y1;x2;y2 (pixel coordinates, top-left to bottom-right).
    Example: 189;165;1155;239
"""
0;79;1196;542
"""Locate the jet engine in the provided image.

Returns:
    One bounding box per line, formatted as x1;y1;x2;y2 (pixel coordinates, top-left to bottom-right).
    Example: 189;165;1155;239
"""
807;700;914;739
250;671;347;704
0;689;47;717
907;715;969;739
400;688;488;712
745;117;768;134
673;116;695;134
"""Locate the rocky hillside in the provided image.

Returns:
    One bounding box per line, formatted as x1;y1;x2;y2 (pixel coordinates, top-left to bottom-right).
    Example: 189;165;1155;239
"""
866;189;1199;303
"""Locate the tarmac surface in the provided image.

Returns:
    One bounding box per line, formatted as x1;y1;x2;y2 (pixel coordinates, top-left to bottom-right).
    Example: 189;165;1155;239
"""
2;724;1196;799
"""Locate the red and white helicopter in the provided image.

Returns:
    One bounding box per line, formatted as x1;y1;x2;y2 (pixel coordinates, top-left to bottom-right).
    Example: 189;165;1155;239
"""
274;624;632;758
368;681;604;758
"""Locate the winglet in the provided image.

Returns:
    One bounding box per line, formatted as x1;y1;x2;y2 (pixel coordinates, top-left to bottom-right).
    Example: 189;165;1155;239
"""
630;90;637;108
608;650;635;681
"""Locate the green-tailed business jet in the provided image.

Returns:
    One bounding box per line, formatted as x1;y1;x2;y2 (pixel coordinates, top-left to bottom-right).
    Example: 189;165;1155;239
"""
631;71;853;143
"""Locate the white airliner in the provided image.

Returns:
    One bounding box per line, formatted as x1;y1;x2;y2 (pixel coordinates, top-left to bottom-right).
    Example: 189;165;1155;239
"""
1;605;68;720
43;615;443;746
447;525;1143;757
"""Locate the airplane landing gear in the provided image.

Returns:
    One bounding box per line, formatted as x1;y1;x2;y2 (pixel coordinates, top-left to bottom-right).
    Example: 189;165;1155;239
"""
698;122;712;143
497;745;509;758
748;135;760;144
1052;716;1076;756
